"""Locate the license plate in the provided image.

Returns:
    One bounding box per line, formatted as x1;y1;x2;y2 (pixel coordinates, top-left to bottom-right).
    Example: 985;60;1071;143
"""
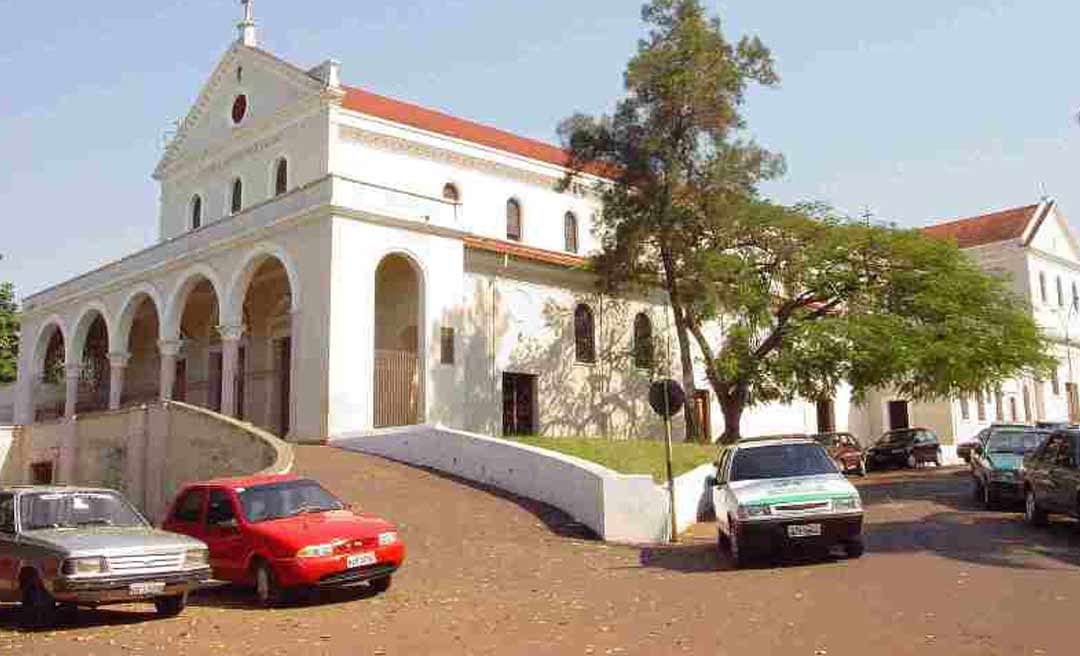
129;581;166;596
787;523;822;538
347;552;377;568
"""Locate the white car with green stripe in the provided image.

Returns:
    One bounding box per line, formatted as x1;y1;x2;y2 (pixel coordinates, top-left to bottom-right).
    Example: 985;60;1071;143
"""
711;437;865;567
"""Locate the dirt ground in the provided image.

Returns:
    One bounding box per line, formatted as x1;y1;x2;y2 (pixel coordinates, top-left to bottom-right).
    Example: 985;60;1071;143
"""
2;446;1078;655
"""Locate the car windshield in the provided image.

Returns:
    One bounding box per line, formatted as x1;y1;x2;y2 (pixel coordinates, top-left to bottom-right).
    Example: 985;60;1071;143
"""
237;479;345;523
879;432;914;445
18;491;147;531
985;431;1046;454
730;443;838;481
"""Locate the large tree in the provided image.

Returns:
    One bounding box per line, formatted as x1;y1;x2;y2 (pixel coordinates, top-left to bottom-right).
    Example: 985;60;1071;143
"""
0;282;18;384
560;0;783;440
562;1;1051;442
676;200;1052;442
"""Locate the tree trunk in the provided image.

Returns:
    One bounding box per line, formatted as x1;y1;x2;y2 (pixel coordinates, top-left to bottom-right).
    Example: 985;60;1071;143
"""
718;385;747;444
660;245;701;442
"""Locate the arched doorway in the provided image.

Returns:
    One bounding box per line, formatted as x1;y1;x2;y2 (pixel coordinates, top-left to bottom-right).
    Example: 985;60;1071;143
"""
173;276;222;411
236;257;294;435
373;254;422;428
71;312;110;413
118;292;162;405
32;323;66;421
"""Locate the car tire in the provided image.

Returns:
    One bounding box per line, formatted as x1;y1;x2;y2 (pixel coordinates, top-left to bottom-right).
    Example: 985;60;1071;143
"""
1025;487;1048;527
253;560;283;607
906;453;917;469
20;572;58;629
154;593;187;617
728;517;747;569
843;537;865;559
368;576;392;594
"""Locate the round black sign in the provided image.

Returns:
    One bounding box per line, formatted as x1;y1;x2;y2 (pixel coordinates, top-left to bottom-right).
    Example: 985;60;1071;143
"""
649;379;685;418
232;94;248;124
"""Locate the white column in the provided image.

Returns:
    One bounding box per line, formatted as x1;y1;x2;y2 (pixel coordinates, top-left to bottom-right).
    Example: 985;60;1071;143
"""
219;324;244;417
158;340;182;402
64;363;81;418
107;351;130;410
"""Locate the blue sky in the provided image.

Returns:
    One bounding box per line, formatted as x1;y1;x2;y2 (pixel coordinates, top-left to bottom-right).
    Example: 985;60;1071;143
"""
2;0;1079;300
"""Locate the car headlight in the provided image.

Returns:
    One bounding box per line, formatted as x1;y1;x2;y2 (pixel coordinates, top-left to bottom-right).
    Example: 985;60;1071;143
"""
184;548;209;568
61;556;107;576
833;496;861;511
377;531;398;546
296;543;335;558
736;504;772;519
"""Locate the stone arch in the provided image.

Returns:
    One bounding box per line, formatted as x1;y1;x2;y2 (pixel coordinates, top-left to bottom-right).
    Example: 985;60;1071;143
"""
69;301;112;363
373;251;426;428
163;264;225;341
222;243;301;327
29;316;69;421
112;283;165;353
31;315;69;375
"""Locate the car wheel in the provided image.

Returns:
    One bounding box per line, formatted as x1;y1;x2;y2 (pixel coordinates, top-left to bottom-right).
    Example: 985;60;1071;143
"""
368;576;392;594
906;453;917;469
253;560;283;607
1025;487;1048;526
20;572;58;629
728;517;747;569
843;537;865;559
154;593;187;617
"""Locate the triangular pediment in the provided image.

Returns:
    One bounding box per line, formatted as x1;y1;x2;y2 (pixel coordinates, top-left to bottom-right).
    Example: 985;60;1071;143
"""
153;42;329;180
1025;200;1080;263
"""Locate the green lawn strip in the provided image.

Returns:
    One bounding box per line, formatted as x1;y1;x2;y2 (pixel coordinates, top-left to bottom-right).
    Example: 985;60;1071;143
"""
506;436;717;483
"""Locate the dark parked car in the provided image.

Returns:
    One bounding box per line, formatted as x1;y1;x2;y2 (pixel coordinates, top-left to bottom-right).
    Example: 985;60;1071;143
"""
957;424;1030;463
811;432;866;476
1023;429;1080;526
970;427;1047;509
865;428;942;470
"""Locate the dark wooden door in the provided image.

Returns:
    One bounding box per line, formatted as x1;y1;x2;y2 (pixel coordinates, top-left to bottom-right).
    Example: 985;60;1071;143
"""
208;352;223;412
888;401;910;430
502;373;536;436
278;337;291;436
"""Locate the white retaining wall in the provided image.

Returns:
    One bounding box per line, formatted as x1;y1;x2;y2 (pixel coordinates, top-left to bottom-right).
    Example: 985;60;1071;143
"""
332;425;714;544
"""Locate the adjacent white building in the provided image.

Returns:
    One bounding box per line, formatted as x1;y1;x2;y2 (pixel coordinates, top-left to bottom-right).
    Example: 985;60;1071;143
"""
857;199;1080;448
10;12;838;452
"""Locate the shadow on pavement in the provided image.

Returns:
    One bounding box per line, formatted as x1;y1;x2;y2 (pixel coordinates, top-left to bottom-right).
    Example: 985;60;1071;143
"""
187;581;381;610
636;533;851;574
0;603;162;634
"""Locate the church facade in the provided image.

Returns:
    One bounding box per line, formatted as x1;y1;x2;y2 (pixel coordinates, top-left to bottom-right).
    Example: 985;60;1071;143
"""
12;17;838;445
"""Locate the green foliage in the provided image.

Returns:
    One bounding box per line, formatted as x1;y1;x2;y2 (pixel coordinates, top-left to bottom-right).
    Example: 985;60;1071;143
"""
560;0;783;441
0;282;18;384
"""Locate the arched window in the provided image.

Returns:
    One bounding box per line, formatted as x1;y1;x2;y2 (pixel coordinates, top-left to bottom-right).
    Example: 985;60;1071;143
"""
564;212;579;253
506;198;522;242
190;195;202;230
633;313;654;369
442;183;460;203
274;158;288;196
574;304;596;364
230;177;243;214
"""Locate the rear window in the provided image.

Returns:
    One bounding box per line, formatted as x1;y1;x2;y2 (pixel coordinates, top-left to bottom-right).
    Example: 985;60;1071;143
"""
730;443;838;482
985;430;1046;454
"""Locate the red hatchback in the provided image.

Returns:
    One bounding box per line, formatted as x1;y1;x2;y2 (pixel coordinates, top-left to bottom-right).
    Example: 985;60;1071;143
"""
162;474;404;605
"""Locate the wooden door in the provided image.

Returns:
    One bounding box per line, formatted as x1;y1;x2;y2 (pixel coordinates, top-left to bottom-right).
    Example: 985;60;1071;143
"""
502;373;536;436
208;352;223;412
888;401;910;430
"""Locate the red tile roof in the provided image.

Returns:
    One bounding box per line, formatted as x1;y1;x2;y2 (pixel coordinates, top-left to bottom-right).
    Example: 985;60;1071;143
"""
341;86;612;178
463;235;588;269
921;203;1040;248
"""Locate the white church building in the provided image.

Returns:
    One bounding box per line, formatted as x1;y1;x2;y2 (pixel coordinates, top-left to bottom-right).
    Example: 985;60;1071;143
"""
10;9;841;447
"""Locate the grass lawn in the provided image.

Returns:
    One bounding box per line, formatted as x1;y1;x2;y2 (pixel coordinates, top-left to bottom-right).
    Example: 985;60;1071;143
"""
506;435;718;483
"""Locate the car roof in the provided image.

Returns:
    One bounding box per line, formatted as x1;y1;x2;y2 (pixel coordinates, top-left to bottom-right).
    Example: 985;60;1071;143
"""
733;437;817;449
183;473;301;490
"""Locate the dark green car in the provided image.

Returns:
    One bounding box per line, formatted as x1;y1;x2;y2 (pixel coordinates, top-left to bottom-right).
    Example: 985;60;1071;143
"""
970;427;1047;509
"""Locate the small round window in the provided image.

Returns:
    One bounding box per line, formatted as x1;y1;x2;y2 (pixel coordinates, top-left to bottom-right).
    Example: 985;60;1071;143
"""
231;94;248;124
